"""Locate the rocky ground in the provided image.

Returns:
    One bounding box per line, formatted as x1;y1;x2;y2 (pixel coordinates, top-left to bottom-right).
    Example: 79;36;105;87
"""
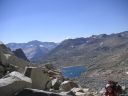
0;64;99;96
73;67;128;93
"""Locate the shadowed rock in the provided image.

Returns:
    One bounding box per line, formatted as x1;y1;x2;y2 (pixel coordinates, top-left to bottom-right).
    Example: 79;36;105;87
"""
13;48;29;61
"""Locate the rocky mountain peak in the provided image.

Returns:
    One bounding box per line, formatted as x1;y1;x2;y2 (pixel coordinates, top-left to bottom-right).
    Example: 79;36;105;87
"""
13;48;29;61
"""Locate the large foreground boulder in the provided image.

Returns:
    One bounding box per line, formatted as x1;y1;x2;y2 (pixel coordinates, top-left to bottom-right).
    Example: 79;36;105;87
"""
0;49;12;77
24;67;52;90
60;81;79;91
15;88;61;96
0;71;32;96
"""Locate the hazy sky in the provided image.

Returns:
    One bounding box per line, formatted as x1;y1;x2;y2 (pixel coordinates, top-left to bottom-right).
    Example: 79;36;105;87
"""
0;0;128;43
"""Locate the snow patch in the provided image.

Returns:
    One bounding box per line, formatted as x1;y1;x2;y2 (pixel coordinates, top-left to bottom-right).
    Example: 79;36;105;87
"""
39;45;44;47
30;45;33;46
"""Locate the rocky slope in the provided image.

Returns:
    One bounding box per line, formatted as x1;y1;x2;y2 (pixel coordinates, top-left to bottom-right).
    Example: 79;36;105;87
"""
40;31;128;90
0;65;96;96
41;31;128;68
0;42;31;77
6;40;57;63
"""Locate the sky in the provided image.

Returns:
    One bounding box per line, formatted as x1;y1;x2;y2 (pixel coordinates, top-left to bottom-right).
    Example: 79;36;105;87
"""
0;0;128;43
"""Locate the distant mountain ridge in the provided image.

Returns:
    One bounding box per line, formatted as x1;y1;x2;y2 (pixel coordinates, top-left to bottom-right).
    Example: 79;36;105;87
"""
41;31;128;68
40;31;128;89
6;40;57;63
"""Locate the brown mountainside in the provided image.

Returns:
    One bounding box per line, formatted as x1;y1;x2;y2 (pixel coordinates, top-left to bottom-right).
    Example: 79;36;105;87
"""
41;31;128;69
40;31;128;90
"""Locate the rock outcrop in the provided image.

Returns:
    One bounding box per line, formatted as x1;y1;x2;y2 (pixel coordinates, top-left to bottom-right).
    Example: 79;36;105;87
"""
13;48;29;61
24;67;52;90
0;71;32;96
0;43;30;77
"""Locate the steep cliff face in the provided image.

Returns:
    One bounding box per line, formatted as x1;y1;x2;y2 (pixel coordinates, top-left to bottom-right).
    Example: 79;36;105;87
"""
13;48;29;61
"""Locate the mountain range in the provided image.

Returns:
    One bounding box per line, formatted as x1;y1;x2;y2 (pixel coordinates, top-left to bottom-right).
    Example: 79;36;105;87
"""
41;31;128;68
39;31;128;89
6;40;57;63
2;31;128;90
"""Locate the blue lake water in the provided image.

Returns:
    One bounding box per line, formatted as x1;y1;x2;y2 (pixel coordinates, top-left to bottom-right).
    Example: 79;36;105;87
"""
61;66;86;78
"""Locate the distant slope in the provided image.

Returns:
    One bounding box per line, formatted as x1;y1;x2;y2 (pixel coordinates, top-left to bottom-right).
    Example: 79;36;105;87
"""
40;31;128;90
6;40;57;63
41;31;128;69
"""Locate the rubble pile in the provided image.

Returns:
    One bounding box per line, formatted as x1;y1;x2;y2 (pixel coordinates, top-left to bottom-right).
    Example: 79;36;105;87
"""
0;64;97;96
